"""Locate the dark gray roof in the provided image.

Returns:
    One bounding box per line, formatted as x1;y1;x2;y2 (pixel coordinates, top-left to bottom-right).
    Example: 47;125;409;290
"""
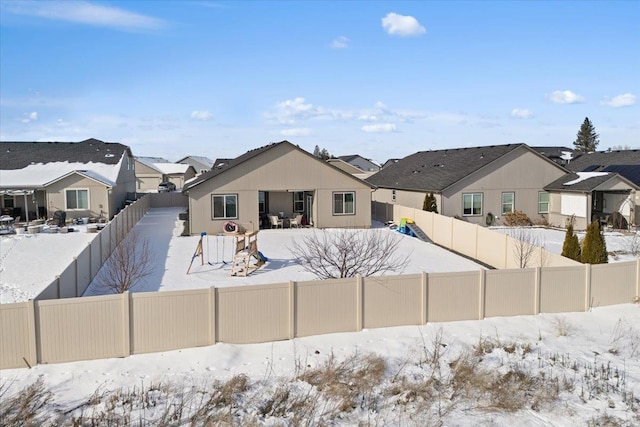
366;144;546;192
565;150;640;185
544;173;622;192
0;138;131;170
531;146;573;160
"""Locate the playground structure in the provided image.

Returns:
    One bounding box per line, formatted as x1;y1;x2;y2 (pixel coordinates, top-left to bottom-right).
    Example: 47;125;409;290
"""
187;228;267;276
397;217;430;242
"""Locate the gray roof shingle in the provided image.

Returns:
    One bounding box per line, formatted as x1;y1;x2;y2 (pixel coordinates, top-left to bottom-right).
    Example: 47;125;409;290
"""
366;144;533;191
564;150;640;185
0;138;130;170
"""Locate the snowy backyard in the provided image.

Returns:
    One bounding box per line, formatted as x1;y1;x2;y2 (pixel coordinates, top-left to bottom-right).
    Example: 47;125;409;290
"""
1;208;639;425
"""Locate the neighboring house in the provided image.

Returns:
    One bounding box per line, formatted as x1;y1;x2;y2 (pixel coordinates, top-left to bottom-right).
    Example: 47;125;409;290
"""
337;155;381;173
135;157;196;191
366;144;568;226
531;146;574;166
183;141;373;235
0;138;135;222
381;158;399;169
326;158;374;180
176;155;214;175
544;149;640;229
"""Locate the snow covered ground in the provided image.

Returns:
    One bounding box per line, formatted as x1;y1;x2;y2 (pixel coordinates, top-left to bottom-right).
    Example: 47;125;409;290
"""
2;208;640;425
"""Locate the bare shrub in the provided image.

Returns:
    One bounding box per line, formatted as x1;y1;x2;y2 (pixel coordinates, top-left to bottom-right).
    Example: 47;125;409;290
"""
609;318;640;358
508;227;542;268
625;233;640;257
290;229;405;279
95;230;153;293
190;374;250;425
0;377;52;426
504;210;532;226
298;352;386;412
553;316;574;337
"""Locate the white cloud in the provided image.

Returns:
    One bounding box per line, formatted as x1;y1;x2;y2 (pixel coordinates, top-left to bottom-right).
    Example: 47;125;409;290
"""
601;93;636;108
266;97;338;124
511;108;533;119
548;90;585;104
21;111;38;123
381;13;426;37
6;0;165;31
362;123;396;133
330;36;350;49
280;128;311;137
358;114;379;122
190;110;213;121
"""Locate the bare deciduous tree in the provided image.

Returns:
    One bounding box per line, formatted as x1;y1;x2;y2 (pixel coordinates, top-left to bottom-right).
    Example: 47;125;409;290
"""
508;228;544;268
95;230;153;293
290;229;405;279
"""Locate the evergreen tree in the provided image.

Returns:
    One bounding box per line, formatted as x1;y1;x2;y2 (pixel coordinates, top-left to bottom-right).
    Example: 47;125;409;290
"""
581;220;608;264
319;148;330;160
561;223;581;262
313;145;321;157
422;192;438;213
573;117;600;153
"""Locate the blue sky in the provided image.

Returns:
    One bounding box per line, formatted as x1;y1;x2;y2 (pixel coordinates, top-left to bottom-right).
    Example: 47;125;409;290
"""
1;1;638;163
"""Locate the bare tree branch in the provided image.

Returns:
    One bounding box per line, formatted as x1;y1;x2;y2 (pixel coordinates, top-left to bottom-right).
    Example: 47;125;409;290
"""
508;227;540;268
95;230;153;293
290;229;405;279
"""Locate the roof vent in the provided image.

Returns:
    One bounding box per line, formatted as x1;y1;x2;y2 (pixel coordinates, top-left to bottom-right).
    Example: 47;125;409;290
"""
105;153;115;158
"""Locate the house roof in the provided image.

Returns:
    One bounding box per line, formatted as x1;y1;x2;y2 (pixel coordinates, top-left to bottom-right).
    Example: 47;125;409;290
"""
564;150;640;185
366;143;561;192
176;156;214;169
544;171;640;192
0;138;129;189
184;141;374;191
153;163;192;175
326;158;365;175
337;154;380;170
0;138;131;170
531;146;574;161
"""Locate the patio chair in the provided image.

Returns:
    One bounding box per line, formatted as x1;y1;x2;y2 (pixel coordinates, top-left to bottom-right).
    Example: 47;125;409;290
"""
269;215;283;229
289;213;303;228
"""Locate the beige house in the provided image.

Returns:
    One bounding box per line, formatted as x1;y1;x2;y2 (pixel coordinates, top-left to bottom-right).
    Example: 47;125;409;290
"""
367;144;569;226
183;141;373;235
0;139;135;222
134;157;196;192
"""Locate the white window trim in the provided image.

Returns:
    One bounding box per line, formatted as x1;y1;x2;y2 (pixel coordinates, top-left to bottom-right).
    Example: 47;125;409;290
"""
538;191;550;214
65;188;90;210
501;192;515;215
333;191;356;216
293;191;304;213
211;194;238;220
462;193;483;217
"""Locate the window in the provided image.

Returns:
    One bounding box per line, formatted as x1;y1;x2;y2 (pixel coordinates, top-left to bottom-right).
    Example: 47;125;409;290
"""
538;192;549;214
212;194;237;219
501;192;514;215
258;192;266;214
2;195;14;208
462;193;482;216
293;191;304;212
333;192;355;215
66;189;89;210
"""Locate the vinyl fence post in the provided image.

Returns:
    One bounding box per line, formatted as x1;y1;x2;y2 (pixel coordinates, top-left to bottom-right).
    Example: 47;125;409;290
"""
636;259;640;300
74;256;79;297
421;271;428;325
534;267;541;314
479;269;486;320
585;264;592;312
289;281;296;339
356;274;363;331
209;286;216;345
27;299;38;366
55;275;61;299
123;291;131;357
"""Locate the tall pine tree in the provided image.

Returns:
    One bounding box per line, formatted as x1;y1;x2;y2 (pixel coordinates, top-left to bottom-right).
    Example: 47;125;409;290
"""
573;117;600;153
561;222;581;262
581;220;608;264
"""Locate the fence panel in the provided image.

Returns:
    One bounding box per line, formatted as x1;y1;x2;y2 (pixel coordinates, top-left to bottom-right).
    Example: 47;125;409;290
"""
217;283;289;343
149;193;189;208
58;261;77;299
432;215;454;249
101;222;112;263
35;279;59;300
0;302;34;369
485;269;536;317
90;235;102;280
412;209;434;240
131;289;211;354
477;226;507;268
36;294;126;364
591;261;637;307
427;271;480;322
539;266;586;313
76;246;92;296
296;278;358;337
452;221;478;259
363;274;422;329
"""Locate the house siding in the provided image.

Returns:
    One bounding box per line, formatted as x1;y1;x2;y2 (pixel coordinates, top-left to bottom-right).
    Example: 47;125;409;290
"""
187;144;371;235
442;147;566;226
46;175;111;220
372;188;442;214
134;161;163;192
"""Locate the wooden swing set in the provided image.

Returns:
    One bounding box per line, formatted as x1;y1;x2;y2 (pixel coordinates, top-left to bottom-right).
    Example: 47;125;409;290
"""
187;230;266;276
